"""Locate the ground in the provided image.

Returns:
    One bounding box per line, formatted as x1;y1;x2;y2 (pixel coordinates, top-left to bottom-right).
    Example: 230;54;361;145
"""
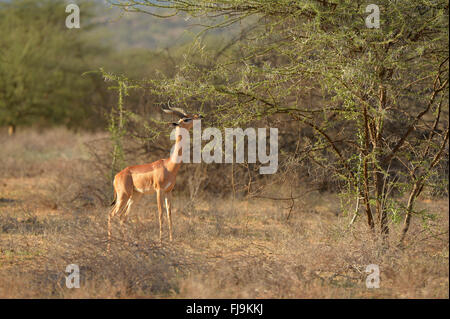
0;128;448;298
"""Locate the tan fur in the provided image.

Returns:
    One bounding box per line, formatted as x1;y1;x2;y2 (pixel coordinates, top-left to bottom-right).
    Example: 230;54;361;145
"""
107;113;202;251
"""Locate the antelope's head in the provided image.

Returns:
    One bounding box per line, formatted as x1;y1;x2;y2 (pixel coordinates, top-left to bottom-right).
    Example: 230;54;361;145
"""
162;101;204;130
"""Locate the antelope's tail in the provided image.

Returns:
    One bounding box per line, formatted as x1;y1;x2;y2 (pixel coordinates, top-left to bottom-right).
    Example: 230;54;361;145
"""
110;190;117;206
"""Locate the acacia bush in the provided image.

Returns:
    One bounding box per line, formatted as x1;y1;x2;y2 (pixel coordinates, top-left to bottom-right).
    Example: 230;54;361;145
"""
104;1;449;244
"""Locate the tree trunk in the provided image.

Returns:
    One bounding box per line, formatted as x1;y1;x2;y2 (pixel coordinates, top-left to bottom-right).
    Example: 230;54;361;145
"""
362;156;375;230
400;183;420;243
8;124;16;136
375;169;389;238
376;85;389;241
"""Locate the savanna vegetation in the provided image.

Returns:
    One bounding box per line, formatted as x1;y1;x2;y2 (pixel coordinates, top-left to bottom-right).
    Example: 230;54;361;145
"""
0;0;448;298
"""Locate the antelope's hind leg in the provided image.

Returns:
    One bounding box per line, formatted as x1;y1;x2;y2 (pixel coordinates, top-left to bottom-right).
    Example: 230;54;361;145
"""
107;196;128;252
119;192;142;224
119;193;142;242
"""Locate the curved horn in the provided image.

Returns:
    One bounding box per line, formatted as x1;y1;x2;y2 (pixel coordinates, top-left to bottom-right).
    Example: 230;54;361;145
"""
168;101;189;117
162;101;188;118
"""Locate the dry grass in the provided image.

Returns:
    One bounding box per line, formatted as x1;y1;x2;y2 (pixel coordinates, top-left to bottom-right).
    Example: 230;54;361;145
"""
0;128;448;298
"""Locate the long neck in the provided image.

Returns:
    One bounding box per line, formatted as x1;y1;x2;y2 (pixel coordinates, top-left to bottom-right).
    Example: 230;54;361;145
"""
166;126;185;174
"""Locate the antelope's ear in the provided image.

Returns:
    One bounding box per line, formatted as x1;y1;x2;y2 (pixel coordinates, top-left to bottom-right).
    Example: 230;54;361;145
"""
171;122;179;127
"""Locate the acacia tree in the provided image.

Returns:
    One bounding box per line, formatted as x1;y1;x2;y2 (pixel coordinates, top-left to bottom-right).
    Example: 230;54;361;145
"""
109;0;449;243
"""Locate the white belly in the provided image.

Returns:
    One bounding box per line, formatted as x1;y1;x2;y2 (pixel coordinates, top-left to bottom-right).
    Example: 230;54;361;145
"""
135;186;153;194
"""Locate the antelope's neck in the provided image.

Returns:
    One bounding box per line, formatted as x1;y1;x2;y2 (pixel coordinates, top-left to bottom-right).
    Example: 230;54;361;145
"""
166;127;184;174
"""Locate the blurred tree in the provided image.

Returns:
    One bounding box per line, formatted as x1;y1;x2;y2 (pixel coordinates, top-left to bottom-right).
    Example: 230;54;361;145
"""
0;0;107;133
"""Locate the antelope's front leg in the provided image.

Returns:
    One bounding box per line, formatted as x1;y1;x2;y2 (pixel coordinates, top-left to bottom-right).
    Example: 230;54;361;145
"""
165;192;173;241
156;189;164;243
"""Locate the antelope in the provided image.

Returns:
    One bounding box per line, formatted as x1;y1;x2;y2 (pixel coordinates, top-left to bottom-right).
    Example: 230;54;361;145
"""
107;103;204;250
